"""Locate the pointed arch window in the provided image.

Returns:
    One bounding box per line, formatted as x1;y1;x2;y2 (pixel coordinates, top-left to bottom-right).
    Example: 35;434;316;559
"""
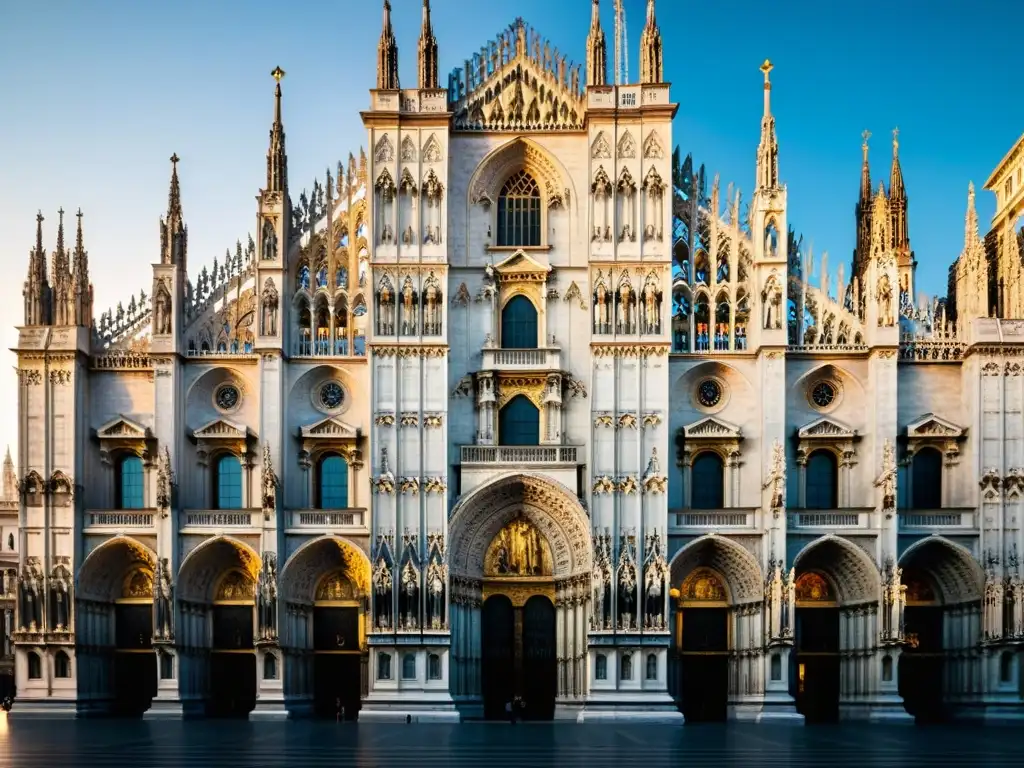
805;450;838;509
497;171;541;247
500;295;538;349
498;395;540;447
214;455;243;510
690;452;724;509
911;447;943;509
117;455;145;510
54;651;71;678
317;455;350;509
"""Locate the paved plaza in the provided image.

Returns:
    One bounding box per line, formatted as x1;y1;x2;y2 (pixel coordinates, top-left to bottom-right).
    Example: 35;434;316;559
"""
0;718;1020;767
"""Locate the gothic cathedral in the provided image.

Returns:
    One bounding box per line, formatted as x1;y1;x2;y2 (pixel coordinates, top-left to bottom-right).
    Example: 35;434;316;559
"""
10;0;1024;723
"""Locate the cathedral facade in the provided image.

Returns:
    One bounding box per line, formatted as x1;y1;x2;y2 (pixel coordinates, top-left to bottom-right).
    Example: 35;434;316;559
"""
10;0;1024;722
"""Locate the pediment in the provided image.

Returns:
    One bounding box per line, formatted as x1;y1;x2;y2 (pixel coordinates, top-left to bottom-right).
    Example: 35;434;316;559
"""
493;249;551;276
192;418;250;441
684;417;743;441
906;413;966;439
96;415;150;440
448;20;585;132
300;416;361;440
798;417;858;440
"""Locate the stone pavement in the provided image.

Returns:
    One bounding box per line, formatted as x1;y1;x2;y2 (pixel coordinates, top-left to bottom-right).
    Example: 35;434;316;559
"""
0;717;1019;767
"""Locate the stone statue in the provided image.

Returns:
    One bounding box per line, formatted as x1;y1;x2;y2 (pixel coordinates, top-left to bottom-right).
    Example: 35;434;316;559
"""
762;275;782;330
494;517;542;576
377;280;395;335
592;560;608;630
617;540;637;631
257;553;278;641
642;279;660;334
261;278;279;336
50;567;70;631
423;278;440;334
426;560;446;630
618;281;634;333
153;283;172;335
401;279;417;335
261;219;278;261
261;442;279;521
875;439;897;515
763;439;786;514
153;557;173;640
594;281;609;331
155;447;173;517
784;567;795;635
877;274;893;327
643;532;669;629
400;561;419;630
372;558;393;630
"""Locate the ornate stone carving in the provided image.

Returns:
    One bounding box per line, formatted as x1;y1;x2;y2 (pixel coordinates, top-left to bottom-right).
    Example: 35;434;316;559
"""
400;135;416;162
261;442;279;521
616;130;636;159
374;412;395;427
617;475;639;495
617;533;638;630
617;412;638;430
49;369;71;386
374;133;394;162
563;280;586;310
875;439;897;518
423;413;443;428
18;369;42;386
155;446;173;517
423;476;447;494
591;532;613;630
400;477;420;495
422;134;443;163
153;558;174;641
591;131;611;159
643;531;669;629
373;447;396;495
642;449;667;494
592;475;615;495
763;439;786;516
452;282;471;307
642;131;664;159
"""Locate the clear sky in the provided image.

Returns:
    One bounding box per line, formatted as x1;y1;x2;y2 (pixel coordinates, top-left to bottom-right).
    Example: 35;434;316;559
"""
0;0;1021;465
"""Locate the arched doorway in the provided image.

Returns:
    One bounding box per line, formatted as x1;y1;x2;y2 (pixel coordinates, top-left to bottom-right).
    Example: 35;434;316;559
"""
676;568;729;722
792;537;880;723
176;537;260;718
898;537;983;722
668;535;764;723
480;516;557;720
75;537;158;716
447;474;591;720
278;536;370;719
792;571;839;723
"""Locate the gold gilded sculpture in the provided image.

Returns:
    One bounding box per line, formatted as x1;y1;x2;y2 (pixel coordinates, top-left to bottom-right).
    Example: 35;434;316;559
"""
484;514;552;578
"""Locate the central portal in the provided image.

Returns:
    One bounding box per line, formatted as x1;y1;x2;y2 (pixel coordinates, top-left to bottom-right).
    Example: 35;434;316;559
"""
480;514;557;720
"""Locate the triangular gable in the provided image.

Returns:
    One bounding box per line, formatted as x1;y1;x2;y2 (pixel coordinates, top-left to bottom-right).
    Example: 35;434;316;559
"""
96;415;150;440
493;249;551;276
684;417;743;441
300;416;361;440
798;416;857;440
193;418;249;441
448;20;585;132
906;413;966;439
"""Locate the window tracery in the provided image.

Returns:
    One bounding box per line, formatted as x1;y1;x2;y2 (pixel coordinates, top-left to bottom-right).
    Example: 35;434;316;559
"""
497;170;541;247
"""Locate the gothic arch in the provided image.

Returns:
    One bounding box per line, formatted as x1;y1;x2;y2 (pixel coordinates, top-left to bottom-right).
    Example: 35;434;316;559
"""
468;137;575;211
793;535;879;605
671;359;755;404
76;535;157;602
279;535;371;606
669;534;763;604
177;535;261;603
899;536;984;605
448;473;591;580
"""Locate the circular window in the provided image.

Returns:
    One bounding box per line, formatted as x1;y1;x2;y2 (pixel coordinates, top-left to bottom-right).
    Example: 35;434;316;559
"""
811;380;837;409
319;381;345;411
214;384;241;412
696;379;722;409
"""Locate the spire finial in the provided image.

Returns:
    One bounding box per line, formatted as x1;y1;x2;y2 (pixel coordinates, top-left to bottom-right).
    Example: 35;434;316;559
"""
586;0;607;86
56;207;66;253
760;59;773;117
892;126;899;156
862;129;871;154
75;208;84;254
638;0;663;83
271;65;285;84
377;0;400;89
417;0;438;89
265;69;288;193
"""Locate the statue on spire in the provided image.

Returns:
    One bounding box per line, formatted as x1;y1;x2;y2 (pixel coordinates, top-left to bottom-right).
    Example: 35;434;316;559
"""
266;68;288;194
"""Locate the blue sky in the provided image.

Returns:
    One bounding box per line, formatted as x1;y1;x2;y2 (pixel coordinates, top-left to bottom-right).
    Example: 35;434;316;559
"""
0;0;1020;462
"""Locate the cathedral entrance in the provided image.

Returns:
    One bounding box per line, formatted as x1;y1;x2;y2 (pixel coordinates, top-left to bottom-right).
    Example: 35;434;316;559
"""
676;568;729;723
480;515;557;720
112;591;156;717
311;571;363;720
208;571;257;718
793;572;840;723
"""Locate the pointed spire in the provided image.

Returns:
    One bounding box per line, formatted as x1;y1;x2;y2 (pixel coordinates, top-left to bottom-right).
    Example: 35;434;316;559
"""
2;446;14;502
377;0;400;90
889;127;909;252
418;0;438;89
72;208;93;327
638;0;663;84
889;127;906;201
55;207;66;256
586;0;608;87
23;211;51;326
266;67;289;193
860;130;872;202
755;60;779;190
161;154;187;265
965;182;980;249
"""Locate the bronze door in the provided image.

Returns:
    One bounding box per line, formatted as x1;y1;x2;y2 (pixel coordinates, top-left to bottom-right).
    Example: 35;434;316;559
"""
679;607;729;722
521;596;556;720
313;606;362;719
794;608;840;723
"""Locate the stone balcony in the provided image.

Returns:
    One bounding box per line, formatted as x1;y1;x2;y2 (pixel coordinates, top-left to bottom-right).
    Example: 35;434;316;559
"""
84;509;157;534
668;508;759;534
481;346;561;372
460;444;580;466
285;508;368;535
786;508;876;533
180;509;261;532
898;508;978;534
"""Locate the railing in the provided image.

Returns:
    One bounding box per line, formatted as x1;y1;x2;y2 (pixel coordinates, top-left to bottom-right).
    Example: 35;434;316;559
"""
787;509;873;529
181;510;259;528
292;334;367;358
899;509;976;530
482;347;561;370
85;510;156;528
289;509;366;529
460;445;580;465
669;508;757;532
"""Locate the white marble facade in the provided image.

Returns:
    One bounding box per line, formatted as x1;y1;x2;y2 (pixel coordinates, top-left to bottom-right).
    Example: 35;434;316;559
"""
9;2;1024;723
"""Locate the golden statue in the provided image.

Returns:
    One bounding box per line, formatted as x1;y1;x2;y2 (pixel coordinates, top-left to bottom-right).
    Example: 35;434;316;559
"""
485;515;551;577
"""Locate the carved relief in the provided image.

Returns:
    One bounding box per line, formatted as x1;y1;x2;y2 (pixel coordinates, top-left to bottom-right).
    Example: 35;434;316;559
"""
484;515;552;577
452;282;471;308
400;135;416;162
374;412;396;427
422;134;443;163
591;131;611;159
642;131;664;159
374;134;395;162
563;281;586;310
616;130;636;159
